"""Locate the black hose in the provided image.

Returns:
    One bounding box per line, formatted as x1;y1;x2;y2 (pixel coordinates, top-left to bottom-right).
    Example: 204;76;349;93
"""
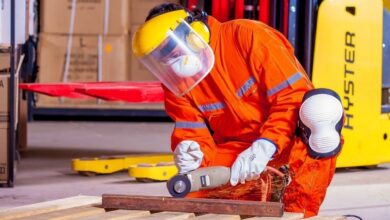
343;214;363;220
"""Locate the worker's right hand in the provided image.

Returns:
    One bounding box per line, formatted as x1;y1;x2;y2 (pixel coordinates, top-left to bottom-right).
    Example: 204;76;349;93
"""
174;140;203;174
230;139;276;186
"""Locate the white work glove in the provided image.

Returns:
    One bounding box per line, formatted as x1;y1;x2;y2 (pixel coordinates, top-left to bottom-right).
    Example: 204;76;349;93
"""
230;139;276;186
174;140;204;174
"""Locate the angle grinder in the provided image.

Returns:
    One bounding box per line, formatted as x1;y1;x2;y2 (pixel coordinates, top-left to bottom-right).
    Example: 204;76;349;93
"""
167;166;231;198
167;165;287;198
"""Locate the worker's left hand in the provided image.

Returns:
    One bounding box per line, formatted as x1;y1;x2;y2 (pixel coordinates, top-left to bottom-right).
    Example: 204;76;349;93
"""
230;139;276;186
174;140;204;174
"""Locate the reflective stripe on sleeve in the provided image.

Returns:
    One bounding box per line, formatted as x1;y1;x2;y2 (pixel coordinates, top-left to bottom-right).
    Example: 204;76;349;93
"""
266;72;302;96
236;76;256;98
175;121;207;129
198;102;225;113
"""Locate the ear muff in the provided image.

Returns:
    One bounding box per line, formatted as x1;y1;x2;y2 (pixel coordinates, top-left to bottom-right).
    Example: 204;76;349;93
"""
189;21;210;44
186;9;210;44
185;32;205;53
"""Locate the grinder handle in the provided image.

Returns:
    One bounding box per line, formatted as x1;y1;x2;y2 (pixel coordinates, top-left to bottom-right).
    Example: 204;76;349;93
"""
188;166;231;192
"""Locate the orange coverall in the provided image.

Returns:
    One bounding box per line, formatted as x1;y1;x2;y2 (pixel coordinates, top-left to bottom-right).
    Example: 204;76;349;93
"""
163;16;337;217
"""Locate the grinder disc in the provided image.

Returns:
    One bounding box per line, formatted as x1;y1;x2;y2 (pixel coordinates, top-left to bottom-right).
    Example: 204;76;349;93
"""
167;174;191;198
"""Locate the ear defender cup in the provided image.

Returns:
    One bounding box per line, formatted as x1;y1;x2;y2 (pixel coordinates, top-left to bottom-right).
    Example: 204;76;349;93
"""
188;9;210;44
189;21;210;44
185;30;207;53
298;88;344;159
177;9;210;53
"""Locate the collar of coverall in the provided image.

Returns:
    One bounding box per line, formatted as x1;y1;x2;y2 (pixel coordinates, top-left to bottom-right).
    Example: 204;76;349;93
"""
207;16;221;51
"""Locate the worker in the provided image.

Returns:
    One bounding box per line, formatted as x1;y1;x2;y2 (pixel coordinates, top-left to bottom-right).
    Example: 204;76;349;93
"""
132;3;344;218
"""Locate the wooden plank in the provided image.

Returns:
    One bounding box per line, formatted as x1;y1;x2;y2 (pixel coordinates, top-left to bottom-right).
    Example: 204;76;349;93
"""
0;195;101;220
134;211;195;220
245;212;303;220
78;210;151;220
14;205;105;220
194;213;241;220
102;194;283;217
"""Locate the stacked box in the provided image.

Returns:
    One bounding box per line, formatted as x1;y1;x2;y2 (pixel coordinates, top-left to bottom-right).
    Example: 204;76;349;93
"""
0;74;19;125
37;0;178;108
0;51;10;72
0;74;10;123
0;69;9;183
37;34;132;106
38;0;131;106
40;0;131;35
0;124;8;183
0;43;21;182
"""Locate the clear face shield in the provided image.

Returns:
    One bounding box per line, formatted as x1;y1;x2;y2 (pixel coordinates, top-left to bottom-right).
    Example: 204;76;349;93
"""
139;20;215;96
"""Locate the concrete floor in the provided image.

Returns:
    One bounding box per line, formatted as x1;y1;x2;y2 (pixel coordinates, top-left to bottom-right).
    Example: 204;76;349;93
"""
0;121;390;219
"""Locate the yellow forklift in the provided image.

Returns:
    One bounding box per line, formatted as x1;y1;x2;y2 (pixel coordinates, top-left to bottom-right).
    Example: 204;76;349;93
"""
312;0;390;167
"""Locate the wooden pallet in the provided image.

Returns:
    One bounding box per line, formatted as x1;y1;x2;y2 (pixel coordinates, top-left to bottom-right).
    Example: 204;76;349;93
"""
0;195;346;220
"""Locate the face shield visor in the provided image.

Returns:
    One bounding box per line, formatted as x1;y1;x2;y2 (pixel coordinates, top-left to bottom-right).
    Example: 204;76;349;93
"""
138;20;215;96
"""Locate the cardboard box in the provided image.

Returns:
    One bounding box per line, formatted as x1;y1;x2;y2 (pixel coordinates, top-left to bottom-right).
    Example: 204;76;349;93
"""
38;33;130;83
37;33;131;106
0;52;10;72
0;124;8;183
40;0;131;35
0;63;9;181
130;0;179;24
0;74;19;125
0;74;10;121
